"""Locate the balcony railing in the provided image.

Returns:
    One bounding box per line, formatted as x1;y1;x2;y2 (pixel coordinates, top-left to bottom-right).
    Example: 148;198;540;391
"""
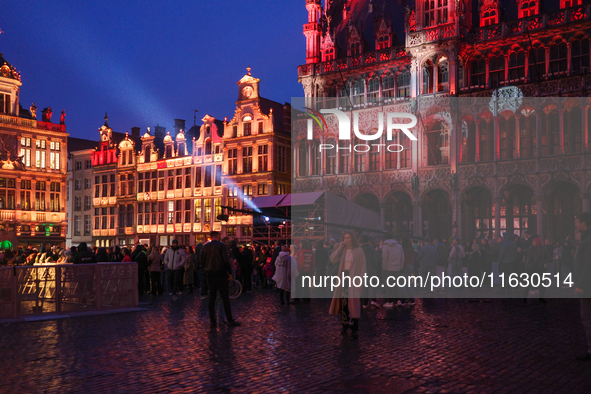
470;4;590;43
0;114;66;133
0;263;138;322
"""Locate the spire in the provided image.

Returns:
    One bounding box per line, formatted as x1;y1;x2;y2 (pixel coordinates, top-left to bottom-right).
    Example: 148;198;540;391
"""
247;66;251;76
104;112;109;127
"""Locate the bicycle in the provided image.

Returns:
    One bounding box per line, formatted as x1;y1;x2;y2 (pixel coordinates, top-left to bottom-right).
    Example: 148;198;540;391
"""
228;279;242;299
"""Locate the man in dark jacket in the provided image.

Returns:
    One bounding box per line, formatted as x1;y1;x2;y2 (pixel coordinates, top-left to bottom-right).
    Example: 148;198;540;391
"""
133;244;149;296
73;242;96;264
195;242;207;298
201;231;241;328
575;213;591;360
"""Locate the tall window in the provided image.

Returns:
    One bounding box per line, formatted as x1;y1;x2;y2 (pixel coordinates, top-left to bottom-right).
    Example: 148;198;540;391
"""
354;139;366;172
499;117;515;160
258;145;268;172
572;38;590;75
298;143;307;176
257;183;268;196
437;60;449;92
311;141;320;176
350;39;361;56
195;167;202;187
120;174;127;196
35;181;46;211
367;77;379;104
277;145;287;172
228;149;238;174
519;113;537;159
385;134;397;169
19;137;31;168
325;139;336;174
0;94;10;114
400;133;412;168
397;71;410;98
509;51;525;81
352;79;364;106
242;146;253;173
215;165;222;187
84;215;91;235
205;139;212;155
243;123;252;136
377;32;390;50
324;46;335;61
479;120;494;162
424;0;448;27
549;42;568;74
20;180;31;210
369;147;379;171
74;215;81;236
339;84;350;109
75;196;81;211
470;57;486;87
214;198;222;222
423;60;434;94
0;178;16;210
84;195;91;211
383;74;395;99
185;168;191;188
528;46;546;82
167;170;174;190
338;141;350;173
204;199;212;223
204;166;212;188
195;200;202;223
489;54;505;88
481;8;498;26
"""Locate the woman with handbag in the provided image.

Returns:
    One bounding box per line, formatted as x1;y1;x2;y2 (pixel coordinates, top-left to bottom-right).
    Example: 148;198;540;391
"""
329;232;367;340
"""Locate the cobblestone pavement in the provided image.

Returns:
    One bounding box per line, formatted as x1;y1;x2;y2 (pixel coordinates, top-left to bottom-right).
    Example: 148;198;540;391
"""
2;289;591;393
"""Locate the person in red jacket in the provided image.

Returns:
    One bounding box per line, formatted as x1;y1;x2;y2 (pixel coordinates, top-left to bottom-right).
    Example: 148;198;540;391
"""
296;240;315;303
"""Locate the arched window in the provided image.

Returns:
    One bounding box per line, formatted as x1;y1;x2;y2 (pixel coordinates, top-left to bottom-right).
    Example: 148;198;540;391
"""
325;138;336;174
205;139;212;155
509;51;525;81
528;46;546;81
549;42;568;74
350;39;361;56
518;110;536;158
482;9;497;26
489;54;505;88
165;145;172;158
324;46;335;61
377;33;390;50
470;57;486;87
382;74;395;99
519;1;538;18
437;59;449;92
298;142;308;176
562;0;583;7
461;120;476;163
311;141;321;176
367;76;379;105
339;84;350;109
422;60;434;94
144;146;151;162
397;71;410;98
426;121;448;165
385;132;398;169
572;38;590;75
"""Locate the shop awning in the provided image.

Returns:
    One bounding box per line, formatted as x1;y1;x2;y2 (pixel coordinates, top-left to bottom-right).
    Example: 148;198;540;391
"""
250;194;288;209
277;191;325;207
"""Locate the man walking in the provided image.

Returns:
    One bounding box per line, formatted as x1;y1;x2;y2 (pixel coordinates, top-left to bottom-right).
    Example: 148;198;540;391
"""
201;231;241;329
381;232;405;307
575;213;591;360
164;240;186;300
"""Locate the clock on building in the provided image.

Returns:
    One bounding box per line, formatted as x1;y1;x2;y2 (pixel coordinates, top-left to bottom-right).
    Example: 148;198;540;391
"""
242;86;253;99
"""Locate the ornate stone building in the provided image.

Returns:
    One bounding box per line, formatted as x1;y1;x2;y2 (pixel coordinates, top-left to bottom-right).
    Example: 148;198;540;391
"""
296;0;591;241
0;52;68;248
82;68;293;248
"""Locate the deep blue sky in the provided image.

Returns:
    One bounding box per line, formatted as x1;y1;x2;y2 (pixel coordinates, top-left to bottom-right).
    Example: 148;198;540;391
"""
1;1;305;139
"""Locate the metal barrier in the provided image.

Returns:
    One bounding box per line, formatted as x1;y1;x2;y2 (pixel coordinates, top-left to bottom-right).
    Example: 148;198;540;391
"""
0;263;138;320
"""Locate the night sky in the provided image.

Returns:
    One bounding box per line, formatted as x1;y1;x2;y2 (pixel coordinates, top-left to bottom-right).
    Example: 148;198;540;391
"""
1;1;305;139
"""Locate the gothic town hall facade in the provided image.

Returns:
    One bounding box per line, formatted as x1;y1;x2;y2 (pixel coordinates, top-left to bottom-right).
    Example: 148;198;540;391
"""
296;0;591;242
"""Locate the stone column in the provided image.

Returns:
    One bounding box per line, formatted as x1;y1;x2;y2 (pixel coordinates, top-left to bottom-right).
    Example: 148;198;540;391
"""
414;200;422;237
535;108;542;159
268;142;274;171
514;114;521;159
582;103;589;152
494;116;500;161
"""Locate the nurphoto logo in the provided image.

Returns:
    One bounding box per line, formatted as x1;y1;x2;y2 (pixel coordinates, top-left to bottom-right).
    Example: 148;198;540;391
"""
305;107;418;153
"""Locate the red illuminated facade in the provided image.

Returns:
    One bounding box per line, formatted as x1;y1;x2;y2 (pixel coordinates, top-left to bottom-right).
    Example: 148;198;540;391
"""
297;0;591;241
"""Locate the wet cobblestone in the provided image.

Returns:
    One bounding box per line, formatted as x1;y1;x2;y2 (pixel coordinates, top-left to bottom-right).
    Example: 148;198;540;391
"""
1;291;591;393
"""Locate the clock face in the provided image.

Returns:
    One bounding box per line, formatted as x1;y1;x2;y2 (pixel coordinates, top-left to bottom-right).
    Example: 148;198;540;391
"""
242;86;253;98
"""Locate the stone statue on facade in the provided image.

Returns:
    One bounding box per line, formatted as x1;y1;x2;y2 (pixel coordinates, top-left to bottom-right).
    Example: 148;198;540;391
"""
411;173;419;193
451;172;458;190
30;103;37;119
60;110;66;125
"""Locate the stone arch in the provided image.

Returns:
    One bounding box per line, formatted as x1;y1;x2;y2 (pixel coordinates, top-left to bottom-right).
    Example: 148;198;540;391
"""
462;187;494;241
383;191;414;236
499;183;536;237
543;181;582;242
354;192;380;214
421;189;452;239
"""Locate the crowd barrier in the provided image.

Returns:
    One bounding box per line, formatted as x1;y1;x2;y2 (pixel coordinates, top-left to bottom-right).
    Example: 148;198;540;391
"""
0;262;138;320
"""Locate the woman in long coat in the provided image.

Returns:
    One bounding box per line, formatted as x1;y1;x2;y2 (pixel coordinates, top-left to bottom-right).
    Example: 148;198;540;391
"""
184;246;196;294
329;232;367;339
